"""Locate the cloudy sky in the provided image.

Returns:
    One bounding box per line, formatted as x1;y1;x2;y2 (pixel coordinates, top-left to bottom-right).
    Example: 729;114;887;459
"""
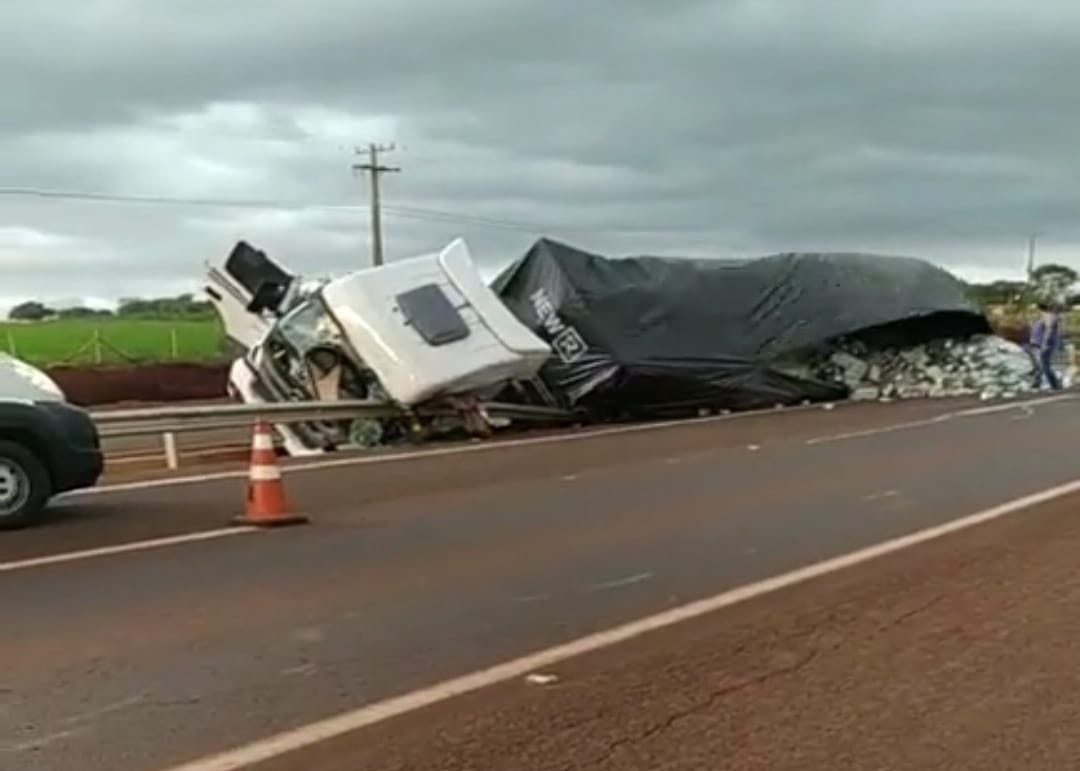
2;0;1078;312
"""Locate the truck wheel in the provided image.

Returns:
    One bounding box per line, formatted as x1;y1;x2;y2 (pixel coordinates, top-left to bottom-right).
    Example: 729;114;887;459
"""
0;440;51;530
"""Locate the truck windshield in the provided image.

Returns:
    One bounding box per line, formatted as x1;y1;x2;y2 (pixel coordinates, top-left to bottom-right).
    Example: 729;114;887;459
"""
275;298;340;355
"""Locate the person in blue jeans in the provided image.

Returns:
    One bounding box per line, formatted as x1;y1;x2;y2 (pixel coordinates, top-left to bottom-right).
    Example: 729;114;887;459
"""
1029;303;1065;390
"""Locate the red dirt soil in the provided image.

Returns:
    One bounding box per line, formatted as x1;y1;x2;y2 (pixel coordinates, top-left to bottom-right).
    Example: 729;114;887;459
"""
47;362;229;407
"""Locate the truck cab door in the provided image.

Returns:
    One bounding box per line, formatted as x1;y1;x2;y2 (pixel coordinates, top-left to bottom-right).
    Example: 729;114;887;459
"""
204;241;298;349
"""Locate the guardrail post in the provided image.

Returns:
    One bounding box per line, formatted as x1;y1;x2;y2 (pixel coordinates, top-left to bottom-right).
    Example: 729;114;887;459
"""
162;431;179;470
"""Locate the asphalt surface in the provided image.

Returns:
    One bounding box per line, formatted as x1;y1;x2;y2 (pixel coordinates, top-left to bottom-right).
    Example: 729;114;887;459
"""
258;489;1080;771
4;398;992;562
2;395;1079;770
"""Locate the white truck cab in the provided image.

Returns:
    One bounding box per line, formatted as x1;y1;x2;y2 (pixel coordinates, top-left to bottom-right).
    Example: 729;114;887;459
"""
203;238;552;453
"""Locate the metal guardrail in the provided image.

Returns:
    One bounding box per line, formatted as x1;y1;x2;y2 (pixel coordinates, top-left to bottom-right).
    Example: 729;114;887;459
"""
90;399;574;470
92;399;409;434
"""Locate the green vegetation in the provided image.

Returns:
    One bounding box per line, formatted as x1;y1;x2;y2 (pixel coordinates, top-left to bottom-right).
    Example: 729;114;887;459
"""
8;294;214;322
2;292;228;366
0;318;227;366
967;264;1080;310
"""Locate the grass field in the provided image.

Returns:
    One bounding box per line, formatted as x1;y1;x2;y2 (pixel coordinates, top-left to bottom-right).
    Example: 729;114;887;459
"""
0;307;1072;369
0;318;226;366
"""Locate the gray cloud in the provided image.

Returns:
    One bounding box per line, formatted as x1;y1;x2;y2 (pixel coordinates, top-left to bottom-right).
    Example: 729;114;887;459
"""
3;0;1080;310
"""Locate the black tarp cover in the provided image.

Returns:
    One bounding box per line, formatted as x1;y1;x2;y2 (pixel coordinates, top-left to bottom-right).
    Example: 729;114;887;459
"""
494;238;991;417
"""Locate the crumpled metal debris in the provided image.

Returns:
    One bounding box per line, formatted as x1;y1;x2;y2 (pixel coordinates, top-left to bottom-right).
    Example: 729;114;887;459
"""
798;334;1049;402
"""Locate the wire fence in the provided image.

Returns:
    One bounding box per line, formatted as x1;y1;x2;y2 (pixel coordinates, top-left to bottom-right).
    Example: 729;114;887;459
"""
0;320;227;367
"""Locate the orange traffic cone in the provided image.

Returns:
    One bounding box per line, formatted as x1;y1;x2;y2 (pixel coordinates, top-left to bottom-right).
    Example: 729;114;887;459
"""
234;420;308;527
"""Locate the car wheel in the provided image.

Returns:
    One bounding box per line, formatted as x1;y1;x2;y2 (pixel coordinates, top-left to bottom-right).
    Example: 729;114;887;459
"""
0;440;51;530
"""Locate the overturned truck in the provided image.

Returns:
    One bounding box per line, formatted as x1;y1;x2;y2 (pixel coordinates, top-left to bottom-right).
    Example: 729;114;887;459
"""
207;236;1027;455
204;239;553;455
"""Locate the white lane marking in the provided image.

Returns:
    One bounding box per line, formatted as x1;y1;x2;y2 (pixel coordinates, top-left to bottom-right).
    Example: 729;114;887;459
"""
58;696;145;726
805;415;951;445
157;476;1080;771
804;394;1074;446
68;399;892;497
864;490;900;502
1;727;85;753
587;572;654;592
949;394;1074;417
1;695;145;753
0;527;255;574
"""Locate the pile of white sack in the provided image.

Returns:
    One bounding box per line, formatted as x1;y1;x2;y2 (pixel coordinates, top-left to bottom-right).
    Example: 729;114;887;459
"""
779;334;1071;402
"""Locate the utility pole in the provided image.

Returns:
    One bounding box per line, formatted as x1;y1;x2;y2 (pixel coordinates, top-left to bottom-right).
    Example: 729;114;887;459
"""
352;143;400;267
1027;232;1041;280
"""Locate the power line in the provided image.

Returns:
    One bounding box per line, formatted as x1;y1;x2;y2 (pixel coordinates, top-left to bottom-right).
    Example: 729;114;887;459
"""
0;186;311;210
0;185;559;233
0;184;681;239
383;203;563;233
351;143;400;266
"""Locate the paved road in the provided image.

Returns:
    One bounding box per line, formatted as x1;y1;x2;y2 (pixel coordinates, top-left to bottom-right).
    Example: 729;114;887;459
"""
2;395;1078;770
256;490;1080;771
4;398;989;562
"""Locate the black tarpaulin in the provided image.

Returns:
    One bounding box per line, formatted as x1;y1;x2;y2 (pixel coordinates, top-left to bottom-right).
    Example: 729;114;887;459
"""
493;238;991;417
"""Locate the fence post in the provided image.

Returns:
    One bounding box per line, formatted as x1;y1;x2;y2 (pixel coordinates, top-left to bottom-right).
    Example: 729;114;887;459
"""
162;432;179;470
170;327;179;360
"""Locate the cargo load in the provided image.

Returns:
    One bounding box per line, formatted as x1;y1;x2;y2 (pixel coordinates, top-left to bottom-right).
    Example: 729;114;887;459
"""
493;238;992;417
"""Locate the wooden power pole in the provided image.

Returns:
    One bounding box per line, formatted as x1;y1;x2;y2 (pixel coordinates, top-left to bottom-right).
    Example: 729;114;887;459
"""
1027;232;1039;280
352;143;400;266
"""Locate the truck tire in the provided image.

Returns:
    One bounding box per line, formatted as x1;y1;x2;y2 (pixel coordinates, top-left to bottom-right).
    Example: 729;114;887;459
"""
0;440;51;531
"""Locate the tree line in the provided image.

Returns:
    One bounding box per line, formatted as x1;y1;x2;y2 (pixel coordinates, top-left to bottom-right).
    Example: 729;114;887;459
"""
6;294;215;321
7;263;1079;322
966;263;1080;309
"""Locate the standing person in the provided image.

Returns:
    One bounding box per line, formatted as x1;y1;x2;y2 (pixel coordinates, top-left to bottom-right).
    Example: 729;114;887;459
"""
1029;302;1065;390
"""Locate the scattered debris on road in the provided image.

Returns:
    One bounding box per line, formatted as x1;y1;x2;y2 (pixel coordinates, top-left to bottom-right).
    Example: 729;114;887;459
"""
778;334;1058;402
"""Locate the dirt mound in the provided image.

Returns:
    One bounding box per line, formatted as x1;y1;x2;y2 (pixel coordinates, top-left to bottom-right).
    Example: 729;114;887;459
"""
48;362;229;407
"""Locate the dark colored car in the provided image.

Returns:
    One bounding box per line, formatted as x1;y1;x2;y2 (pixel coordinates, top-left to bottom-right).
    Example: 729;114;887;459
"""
0;356;103;530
